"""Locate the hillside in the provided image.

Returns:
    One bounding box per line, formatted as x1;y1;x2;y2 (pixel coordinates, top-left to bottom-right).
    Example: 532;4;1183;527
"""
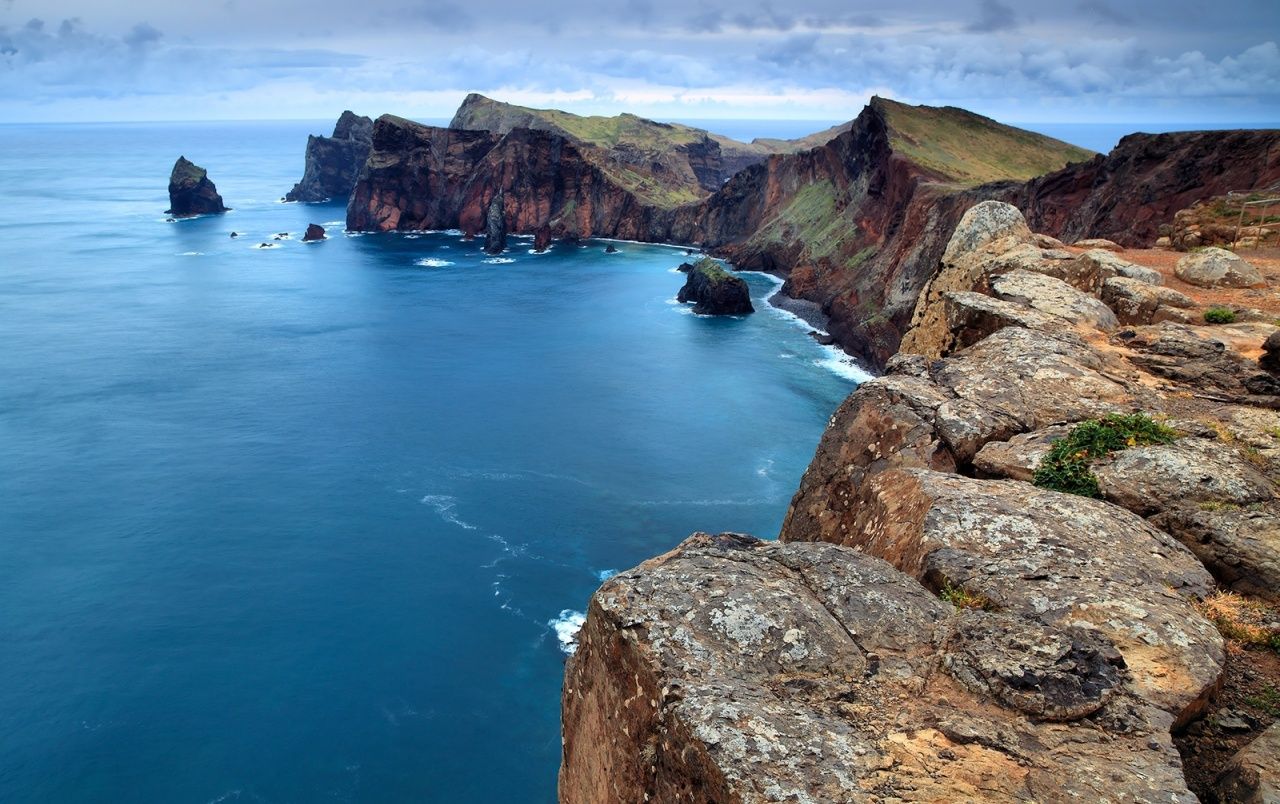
449;93;844;203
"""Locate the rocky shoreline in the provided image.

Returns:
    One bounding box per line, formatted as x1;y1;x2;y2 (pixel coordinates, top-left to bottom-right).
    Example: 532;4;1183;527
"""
559;202;1280;802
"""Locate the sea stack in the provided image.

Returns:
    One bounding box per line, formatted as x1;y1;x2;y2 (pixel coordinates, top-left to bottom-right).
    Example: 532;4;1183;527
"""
533;224;552;253
676;258;754;315
284;111;374;203
302;223;326;242
166;157;227;216
484;192;506;255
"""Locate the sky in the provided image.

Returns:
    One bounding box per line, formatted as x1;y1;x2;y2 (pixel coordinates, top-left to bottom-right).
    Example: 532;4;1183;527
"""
1;0;1278;125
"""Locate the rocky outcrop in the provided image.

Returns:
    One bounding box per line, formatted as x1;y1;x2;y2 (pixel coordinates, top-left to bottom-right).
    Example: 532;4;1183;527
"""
285;111;373;203
301;223;326;242
1175;247;1267;288
483;192;506;255
561;532;1198;803
561;201;1280;802
1101;277;1196;326
533;224;552;253
1011;129;1280;247
1172;193;1280;251
166;156;227;216
676;259;753;315
1213;722;1280;803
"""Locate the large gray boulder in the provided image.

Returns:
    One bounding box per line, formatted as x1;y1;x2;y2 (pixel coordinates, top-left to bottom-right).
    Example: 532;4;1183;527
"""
560;532;1200;804
990;270;1119;332
824;467;1223;727
1101;276;1196;326
1175;247;1266;288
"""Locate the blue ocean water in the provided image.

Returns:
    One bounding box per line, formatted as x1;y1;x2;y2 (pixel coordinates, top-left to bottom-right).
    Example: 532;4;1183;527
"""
0;121;865;802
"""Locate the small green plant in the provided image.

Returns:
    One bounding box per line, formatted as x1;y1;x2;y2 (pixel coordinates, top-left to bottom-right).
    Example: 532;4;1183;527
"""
1033;413;1178;497
1244;685;1280;717
1204;307;1237;324
938;582;996;611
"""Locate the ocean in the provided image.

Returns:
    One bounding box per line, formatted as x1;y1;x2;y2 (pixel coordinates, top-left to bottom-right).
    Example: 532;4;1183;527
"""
0;121;866;802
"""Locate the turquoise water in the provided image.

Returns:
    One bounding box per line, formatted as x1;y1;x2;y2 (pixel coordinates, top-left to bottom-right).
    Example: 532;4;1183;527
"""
0;121;863;802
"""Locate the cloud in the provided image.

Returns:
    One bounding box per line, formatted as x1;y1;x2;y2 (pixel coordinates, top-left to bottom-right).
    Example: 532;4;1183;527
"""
122;22;162;50
1077;1;1133;25
967;0;1017;32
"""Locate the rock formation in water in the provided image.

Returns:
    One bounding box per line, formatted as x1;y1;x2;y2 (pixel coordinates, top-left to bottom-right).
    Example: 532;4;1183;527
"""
676;258;753;315
302;223;326;242
533;224;552;253
483;192;506;254
166;157;227;216
285;111;373;203
561;202;1280;803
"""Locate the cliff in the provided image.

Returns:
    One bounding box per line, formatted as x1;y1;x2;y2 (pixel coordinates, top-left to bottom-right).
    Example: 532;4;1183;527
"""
1008;129;1280;248
561;202;1280;802
166;156;227;216
285;111;373;203
450;93;843;190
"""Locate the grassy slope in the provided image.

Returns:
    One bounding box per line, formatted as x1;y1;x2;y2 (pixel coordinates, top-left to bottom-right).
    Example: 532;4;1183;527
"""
873;97;1095;186
450;95;847;208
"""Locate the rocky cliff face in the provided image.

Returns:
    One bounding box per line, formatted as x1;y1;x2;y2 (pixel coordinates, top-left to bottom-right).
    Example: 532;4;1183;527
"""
561;203;1280;803
166;156;227;216
348;98;1278;373
1009;129;1280;248
285;111;374;203
483;191;506;255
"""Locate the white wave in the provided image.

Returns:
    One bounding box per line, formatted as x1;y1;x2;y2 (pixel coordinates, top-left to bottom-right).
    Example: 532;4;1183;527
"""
483;257;516;264
814;349;874;383
178;251;203;256
404;234;421;240
322;220;344;227
596;569;619;582
549;610;587;655
756;459;775;478
420;494;477;530
414;258;454;268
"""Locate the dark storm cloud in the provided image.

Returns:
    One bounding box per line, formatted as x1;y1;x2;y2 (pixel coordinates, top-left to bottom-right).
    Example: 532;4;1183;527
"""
2;0;1278;121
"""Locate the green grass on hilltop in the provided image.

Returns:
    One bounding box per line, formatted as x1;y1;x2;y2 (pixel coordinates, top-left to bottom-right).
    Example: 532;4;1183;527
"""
873;98;1095;186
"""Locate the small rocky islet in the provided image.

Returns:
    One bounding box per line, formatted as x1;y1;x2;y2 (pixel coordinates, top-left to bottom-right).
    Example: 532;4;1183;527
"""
168;96;1280;801
165;156;227;217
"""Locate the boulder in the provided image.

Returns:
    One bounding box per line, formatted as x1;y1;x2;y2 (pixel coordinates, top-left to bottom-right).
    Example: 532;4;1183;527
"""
1119;323;1280;403
1101;276;1196;326
1175;248;1266;288
1094;437;1275;516
943;291;1060;350
1150;504;1280;604
1071;238;1124;252
676;258;753;315
1261;329;1280;374
941;201;1032;265
1212;721;1280;803
1072;249;1164;287
817;467;1223;726
972;424;1074;481
301;223;326;242
1031;233;1065;249
990;270;1119;332
560;532;1199;804
483;192;507;255
166;156;227;216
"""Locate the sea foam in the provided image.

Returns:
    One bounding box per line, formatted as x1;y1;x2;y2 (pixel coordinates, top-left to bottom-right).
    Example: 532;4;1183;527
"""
414;258;454;268
549;610;586;655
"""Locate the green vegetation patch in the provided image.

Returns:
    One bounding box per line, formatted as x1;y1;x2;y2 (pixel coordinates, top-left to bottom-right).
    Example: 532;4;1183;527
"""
691;257;732;282
939;582;997;611
1033;413;1178;497
1245;685;1280;716
873;97;1095;186
1204;306;1237;324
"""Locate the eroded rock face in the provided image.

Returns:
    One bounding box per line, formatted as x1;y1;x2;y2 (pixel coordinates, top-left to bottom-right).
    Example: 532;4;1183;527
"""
483;192;507;255
1094;437;1275;516
560;532;1198;804
166;156;227;216
285;111;374;203
1175;248;1267;289
1151;504;1280;605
